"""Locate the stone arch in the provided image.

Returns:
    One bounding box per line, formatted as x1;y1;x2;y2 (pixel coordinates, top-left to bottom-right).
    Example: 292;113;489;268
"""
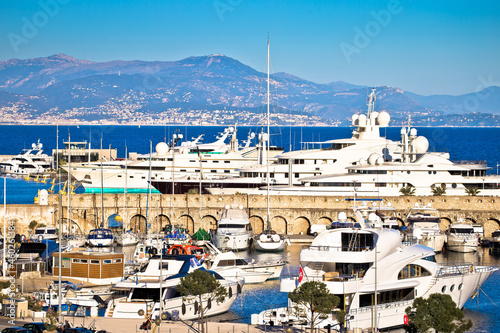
485;218;500;237
440;217;452;232
318;217;332;225
130;214;147;233
152;214;170;233
293;216;310;235
202;215;218;231
6;216;23;233
250;215;264;234
60;218;83;234
28;214;50;228
178;215;194;233
270;216;287;234
465;217;477;224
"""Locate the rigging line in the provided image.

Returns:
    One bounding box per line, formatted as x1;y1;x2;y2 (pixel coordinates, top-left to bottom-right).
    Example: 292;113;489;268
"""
478;285;497;306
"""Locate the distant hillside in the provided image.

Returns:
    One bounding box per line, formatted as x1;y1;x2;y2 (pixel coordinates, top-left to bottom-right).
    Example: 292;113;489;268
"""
0;53;499;125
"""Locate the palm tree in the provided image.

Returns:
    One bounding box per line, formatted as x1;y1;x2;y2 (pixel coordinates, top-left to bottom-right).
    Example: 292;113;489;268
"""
399;184;416;196
431;185;446;196
465;186;480;196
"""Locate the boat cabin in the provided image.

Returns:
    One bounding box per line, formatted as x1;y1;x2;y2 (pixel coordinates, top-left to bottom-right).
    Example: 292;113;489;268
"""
52;252;124;285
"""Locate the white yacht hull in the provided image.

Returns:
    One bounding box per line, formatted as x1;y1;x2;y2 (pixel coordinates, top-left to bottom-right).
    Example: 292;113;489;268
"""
88;238;114;247
116;234;140;247
108;280;243;320
417;233;446;252
447;236;478;253
214;233;252;251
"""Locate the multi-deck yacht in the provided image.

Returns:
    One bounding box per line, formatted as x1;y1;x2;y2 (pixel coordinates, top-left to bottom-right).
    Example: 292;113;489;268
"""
199;88;401;195
251;209;498;331
213;205;253;251
446;219;479;253
264;124;500;197
66;127;282;194
0;140;53;176
404;206;446;252
106;255;244;320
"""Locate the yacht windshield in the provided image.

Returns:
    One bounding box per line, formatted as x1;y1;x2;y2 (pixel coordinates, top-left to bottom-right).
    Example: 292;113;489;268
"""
218;224;245;229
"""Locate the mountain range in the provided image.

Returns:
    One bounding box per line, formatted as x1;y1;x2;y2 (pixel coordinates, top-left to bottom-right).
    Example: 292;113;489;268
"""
0;53;499;125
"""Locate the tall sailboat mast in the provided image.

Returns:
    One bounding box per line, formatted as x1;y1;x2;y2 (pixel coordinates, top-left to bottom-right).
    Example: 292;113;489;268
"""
266;38;271;231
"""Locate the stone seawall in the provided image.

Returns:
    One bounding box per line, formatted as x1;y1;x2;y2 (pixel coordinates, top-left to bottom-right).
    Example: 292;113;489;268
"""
1;194;499;236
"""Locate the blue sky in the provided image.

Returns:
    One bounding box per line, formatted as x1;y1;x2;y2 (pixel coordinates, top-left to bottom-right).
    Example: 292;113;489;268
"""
1;0;499;95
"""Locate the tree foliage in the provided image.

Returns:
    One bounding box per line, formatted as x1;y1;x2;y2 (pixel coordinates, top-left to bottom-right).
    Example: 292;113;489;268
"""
400;185;416;196
177;269;228;333
432;185;446;196
404;294;472;333
288;281;340;332
465;187;480;196
28;220;38;231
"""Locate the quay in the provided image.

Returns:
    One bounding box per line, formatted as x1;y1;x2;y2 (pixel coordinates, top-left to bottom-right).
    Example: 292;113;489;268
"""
1;193;499;236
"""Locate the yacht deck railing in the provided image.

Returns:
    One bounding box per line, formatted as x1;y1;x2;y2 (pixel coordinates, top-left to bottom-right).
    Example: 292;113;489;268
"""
302;245;375;252
436;263;498;277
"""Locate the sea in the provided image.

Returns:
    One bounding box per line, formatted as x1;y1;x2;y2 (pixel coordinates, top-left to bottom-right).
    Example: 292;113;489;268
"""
1;124;500;331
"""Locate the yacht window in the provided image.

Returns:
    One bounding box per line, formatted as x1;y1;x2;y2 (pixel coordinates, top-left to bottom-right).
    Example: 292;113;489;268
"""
195;170;200;172
294;173;300;178
118;175;122;177
114;259;122;263
218;224;244;229
72;259;81;263
90;260;100;264
341;233;373;251
235;259;247;266
359;288;414;307
331;143;355;150
278;159;288;165
225;161;230;163
422;255;436;262
180;169;186;172
213;161;219;163
218;259;235;266
131;288;161;302
375;183;386;187
285;173;289;178
398;264;431;279
190;160;196;162
224;170;230;173
80;259;88;264
211;170;217;173
441;286;447;293
103;259;112;264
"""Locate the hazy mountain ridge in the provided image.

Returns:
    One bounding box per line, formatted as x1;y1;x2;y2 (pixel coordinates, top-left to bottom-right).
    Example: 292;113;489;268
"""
0;53;499;125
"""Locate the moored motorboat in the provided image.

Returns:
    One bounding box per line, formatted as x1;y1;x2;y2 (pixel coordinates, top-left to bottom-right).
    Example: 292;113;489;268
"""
87;228;114;247
213;205;253;251
446;219;478;253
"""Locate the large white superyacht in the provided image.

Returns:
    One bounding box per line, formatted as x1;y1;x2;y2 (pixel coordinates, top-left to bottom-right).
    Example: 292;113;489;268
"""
66;127;282;194
251;210;498;331
266;124;500;196
0;140;53;176
201;88;402;195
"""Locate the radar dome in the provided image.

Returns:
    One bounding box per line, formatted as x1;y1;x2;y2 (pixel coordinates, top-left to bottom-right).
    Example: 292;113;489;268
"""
338;212;347;221
358;114;367;126
155;142;169;156
410;128;417;137
351;114;359;126
368;153;381;165
370;111;379;121
376;157;384;165
368;213;378;222
359;158;367;166
414;136;429;153
376;111;390;126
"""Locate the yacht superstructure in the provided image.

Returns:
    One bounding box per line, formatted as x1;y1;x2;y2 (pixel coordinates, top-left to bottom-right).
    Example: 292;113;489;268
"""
66;127;282;194
265;125;500;197
0;140;53;176
203;88;400;195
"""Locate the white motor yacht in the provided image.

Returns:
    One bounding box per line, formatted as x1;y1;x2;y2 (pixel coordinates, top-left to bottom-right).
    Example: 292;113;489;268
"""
266;125;500;197
206;248;286;282
116;232;140;247
404;206;446;252
0;140;53;176
31;226;58;242
213;205;253;251
446;219;478;253
107;255;244;320
252;209;498;331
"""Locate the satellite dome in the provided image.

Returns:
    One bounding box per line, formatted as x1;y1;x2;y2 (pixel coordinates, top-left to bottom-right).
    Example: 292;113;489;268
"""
400;128;406;135
376;157;385;165
359;158;367;166
414;136;429;153
377;111;390;126
155;142;169;156
410;128;418;137
338;212;347;222
370;111;379;121
368;213;378;222
351;114;359;126
358;114;367;126
368;153;381;165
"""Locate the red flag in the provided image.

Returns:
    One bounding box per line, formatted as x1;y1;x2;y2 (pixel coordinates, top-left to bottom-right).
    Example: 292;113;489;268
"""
299;266;304;283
